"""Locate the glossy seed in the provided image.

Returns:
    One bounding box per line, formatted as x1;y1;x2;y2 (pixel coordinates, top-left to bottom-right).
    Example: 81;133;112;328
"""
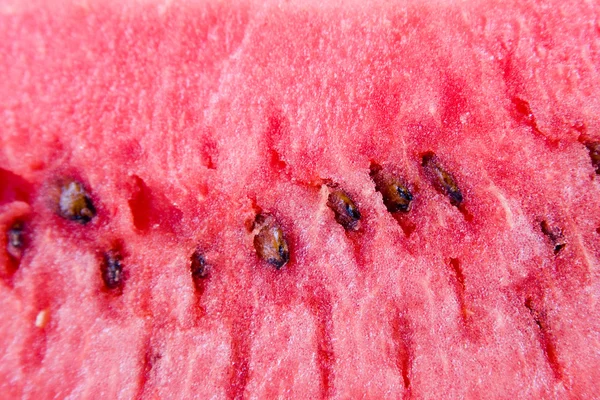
253;214;289;269
540;221;566;254
327;189;361;231
370;164;413;213
421;152;463;207
190;249;209;280
101;249;123;290
7;221;25;261
585;141;600;174
58;181;96;223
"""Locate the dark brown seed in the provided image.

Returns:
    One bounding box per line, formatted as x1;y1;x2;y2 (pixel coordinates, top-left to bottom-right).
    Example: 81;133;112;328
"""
58;181;96;223
540;221;566;254
327;189;361;231
7;221;25;261
370;164;413;213
253;214;289;269
584;141;600;174
421;152;463;207
101;249;123;290
190;249;209;280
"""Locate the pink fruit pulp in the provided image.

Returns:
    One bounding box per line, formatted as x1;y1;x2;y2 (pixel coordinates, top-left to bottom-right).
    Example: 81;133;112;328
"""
1;0;600;398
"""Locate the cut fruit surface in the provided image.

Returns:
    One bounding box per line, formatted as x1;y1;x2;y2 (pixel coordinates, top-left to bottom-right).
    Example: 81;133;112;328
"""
1;0;600;398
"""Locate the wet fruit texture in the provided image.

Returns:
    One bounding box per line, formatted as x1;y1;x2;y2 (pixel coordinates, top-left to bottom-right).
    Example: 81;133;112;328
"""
1;0;600;399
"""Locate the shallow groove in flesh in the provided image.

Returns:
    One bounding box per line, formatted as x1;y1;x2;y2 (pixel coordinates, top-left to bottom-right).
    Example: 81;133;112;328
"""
228;315;252;400
306;285;335;399
136;337;161;400
524;298;563;381
265;112;289;174
448;258;468;324
390;312;412;394
21;327;47;372
512;97;543;136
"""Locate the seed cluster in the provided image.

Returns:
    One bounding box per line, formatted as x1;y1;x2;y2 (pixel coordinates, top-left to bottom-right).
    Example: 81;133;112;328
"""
3;142;580;290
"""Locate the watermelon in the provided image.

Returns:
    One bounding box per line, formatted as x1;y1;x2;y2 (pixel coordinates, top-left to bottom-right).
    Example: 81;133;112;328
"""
1;0;600;398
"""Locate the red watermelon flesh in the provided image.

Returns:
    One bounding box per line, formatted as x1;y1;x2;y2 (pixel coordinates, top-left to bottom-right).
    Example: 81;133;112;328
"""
2;0;600;398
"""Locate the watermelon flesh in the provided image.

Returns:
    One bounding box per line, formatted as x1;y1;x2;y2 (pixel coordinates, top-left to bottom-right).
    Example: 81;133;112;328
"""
2;0;600;398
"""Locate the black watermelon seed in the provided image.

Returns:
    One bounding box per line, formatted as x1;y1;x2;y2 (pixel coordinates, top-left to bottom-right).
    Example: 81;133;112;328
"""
327;189;361;231
58;181;96;224
370;163;413;213
253;214;289;269
190;249;209;281
101;249;123;290
584;141;600;174
421;152;463;207
540;221;566;254
6;221;25;262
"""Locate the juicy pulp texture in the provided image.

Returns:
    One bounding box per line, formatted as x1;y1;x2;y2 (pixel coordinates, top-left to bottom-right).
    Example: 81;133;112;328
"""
2;0;600;398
